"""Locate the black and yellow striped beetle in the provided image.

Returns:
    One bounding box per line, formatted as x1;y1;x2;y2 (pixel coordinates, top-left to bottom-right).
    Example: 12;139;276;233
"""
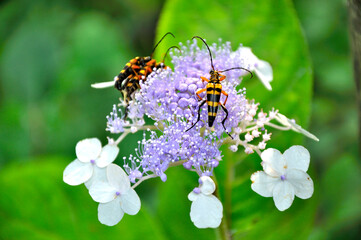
186;36;253;138
114;32;179;119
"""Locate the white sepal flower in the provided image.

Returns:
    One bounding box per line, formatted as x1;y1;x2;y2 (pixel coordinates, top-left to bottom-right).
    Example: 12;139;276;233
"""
63;138;119;187
275;113;319;141
251;146;314;211
188;176;223;228
237;47;273;90
89;164;141;226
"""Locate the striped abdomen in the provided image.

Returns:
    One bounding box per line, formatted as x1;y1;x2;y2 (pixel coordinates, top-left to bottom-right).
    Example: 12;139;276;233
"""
206;82;222;127
123;76;141;102
115;58;140;90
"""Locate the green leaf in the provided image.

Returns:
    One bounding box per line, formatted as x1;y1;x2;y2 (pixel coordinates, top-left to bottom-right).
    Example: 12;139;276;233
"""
156;0;316;238
0;158;167;240
156;0;312;131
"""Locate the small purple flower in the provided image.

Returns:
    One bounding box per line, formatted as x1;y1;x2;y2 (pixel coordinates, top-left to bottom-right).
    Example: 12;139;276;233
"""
106;104;145;134
106;105;125;133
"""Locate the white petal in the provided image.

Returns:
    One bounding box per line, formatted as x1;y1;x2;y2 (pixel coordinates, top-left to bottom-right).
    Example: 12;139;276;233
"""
275;114;319;142
120;188;141;215
89;182;118;203
96;144;119;168
190;194;223;229
287;169;314;199
98;198;124;226
274;113;290;127
91;80;115;89
261;148;286;177
76;138;102;163
251;171;280;197
188;191;199;201
273;181;295;211
255;60;273;90
63;159;93;186
107;164;130;193
284;146;310;172
237;47;258;67
296;127;319;142
85;166;107;189
199;176;216;195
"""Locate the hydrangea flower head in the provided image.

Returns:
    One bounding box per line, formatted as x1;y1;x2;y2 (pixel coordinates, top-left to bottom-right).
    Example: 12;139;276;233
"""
64;38;318;229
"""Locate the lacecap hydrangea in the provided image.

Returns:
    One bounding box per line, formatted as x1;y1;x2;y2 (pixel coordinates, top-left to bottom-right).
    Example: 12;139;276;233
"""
63;38;318;228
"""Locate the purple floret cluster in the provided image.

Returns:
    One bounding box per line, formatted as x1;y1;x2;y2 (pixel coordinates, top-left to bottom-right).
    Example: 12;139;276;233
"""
124;120;222;181
109;39;275;180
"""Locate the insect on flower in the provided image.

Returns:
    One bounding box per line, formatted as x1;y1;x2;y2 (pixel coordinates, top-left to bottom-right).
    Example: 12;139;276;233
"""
186;36;253;138
114;32;179;119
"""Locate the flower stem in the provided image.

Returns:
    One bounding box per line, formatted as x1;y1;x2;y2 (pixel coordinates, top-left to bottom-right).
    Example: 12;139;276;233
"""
265;122;291;131
131;160;187;189
213;173;232;240
132;174;157;189
114;125;158;145
169;160;186;167
224;152;234;240
137;125;158;131
115;131;130;145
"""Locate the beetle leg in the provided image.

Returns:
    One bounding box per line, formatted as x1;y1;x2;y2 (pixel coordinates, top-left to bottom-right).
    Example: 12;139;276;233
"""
220;103;233;139
196;88;206;100
130;66;140;77
221;90;229;105
201;76;209;83
146;59;156;66
123;105;129;120
186;100;207;132
219;74;226;81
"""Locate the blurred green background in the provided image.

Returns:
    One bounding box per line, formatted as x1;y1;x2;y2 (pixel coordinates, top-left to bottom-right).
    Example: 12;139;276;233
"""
0;0;360;239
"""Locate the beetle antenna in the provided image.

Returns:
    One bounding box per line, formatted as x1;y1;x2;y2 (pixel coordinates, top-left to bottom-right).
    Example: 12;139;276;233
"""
192;36;215;70
161;46;181;63
220;67;253;79
151;32;175;58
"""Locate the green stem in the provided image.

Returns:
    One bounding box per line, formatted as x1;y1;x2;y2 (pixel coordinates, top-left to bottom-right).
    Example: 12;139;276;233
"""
213;172;232;240
131;160;187;189
225;153;234;240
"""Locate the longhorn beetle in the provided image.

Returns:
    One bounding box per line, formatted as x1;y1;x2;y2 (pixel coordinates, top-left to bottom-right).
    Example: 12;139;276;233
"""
114;32;179;119
185;36;253;138
118;45;178;103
